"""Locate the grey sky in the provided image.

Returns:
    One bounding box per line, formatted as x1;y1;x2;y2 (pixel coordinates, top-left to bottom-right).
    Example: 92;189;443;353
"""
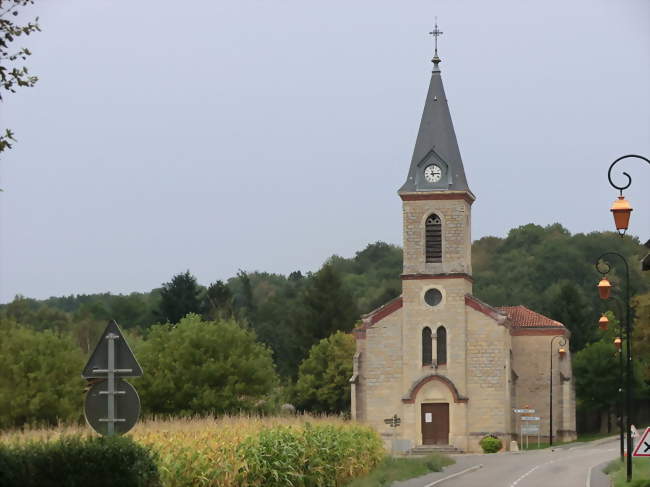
1;0;648;303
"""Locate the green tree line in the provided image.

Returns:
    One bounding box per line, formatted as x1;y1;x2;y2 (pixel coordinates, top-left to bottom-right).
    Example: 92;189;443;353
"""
1;224;648;430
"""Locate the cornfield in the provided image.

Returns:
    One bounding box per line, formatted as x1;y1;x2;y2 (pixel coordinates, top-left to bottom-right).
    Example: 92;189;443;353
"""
0;415;385;486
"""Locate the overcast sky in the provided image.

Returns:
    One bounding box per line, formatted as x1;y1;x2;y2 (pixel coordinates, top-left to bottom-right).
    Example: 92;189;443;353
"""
1;0;648;303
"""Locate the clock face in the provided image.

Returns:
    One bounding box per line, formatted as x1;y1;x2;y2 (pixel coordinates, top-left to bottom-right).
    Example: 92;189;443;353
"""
424;164;442;183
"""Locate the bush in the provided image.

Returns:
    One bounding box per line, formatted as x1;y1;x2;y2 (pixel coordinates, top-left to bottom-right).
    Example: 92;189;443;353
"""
0;435;160;487
479;435;502;453
0;323;84;428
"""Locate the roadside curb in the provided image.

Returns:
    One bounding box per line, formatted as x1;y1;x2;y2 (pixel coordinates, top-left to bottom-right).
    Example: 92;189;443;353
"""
422;464;483;487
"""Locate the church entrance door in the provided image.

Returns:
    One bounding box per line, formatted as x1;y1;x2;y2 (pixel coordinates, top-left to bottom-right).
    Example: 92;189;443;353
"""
421;403;449;445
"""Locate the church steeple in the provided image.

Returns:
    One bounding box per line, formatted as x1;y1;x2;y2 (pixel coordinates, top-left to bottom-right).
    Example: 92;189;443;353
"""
399;24;472;197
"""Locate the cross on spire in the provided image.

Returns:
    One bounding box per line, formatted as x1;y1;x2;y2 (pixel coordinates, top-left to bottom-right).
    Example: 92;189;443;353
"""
429;18;443;57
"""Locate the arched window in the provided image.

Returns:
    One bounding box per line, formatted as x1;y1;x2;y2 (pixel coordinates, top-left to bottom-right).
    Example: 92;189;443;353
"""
436;326;447;365
422;327;432;365
425;214;442;263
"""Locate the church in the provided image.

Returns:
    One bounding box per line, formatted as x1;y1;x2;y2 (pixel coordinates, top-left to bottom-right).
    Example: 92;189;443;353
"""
350;36;577;453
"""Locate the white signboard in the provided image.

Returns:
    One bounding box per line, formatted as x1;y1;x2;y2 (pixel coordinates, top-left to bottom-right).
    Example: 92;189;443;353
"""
521;425;540;434
513;409;535;414
425;413;432;423
521;416;541;421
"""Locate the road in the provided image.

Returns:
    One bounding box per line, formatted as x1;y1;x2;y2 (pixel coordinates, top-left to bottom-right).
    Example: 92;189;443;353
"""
395;438;618;487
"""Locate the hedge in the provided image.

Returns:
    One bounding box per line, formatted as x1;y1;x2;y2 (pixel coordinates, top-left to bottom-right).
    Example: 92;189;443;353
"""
0;435;160;487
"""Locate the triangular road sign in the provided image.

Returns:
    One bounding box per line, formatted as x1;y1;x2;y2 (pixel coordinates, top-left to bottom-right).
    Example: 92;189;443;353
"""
82;321;143;378
632;427;650;457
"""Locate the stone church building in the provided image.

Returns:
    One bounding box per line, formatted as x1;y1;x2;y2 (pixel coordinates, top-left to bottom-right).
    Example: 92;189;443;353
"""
350;48;576;453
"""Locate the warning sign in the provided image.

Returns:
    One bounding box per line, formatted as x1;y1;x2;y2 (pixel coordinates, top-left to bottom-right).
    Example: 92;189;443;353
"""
632;427;650;457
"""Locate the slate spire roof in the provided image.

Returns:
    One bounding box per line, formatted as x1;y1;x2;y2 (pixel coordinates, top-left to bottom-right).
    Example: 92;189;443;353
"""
399;49;472;196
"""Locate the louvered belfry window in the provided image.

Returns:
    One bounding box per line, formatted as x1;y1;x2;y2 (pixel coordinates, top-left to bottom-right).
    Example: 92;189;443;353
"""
436;326;447;365
422;327;432;365
425;214;442;263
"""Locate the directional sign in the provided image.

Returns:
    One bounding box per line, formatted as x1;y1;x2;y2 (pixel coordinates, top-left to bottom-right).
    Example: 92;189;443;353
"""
521;425;540;434
82;321;142;378
84;378;140;436
513;409;535;414
632;427;650;457
384;414;401;428
521;416;541;421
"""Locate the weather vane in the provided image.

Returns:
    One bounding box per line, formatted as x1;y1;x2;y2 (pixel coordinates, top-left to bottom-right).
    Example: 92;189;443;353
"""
429;17;443;57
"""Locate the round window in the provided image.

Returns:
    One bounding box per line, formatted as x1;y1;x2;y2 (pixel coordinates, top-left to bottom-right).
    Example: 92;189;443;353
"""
424;288;442;307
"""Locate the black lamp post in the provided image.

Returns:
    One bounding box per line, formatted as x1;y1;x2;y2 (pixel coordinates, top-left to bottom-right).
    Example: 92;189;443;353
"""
549;334;567;446
601;153;648;482
596;254;632;479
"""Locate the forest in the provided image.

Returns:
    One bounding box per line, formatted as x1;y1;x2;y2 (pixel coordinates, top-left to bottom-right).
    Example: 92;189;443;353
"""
1;223;649;431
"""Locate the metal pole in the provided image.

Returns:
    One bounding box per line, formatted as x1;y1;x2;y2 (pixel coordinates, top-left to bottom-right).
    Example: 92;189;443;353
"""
624;259;632;482
596;252;633;481
107;333;116;436
619;346;624;462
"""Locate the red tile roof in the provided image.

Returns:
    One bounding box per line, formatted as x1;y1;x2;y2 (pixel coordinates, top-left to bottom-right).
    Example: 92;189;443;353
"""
496;305;565;329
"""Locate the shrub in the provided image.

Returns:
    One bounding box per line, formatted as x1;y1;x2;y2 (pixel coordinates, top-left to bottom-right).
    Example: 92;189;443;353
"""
0;435;160;487
479;435;502;453
0;324;84;428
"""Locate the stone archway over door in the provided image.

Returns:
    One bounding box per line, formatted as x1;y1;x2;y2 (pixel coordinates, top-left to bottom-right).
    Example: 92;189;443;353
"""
421;403;449;445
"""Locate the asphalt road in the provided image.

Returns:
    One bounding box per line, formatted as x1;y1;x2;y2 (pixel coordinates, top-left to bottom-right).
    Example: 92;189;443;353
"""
395;438;618;487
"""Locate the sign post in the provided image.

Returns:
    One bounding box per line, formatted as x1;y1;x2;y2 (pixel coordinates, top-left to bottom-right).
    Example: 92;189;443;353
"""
384;414;401;455
513;408;536;450
82;320;143;436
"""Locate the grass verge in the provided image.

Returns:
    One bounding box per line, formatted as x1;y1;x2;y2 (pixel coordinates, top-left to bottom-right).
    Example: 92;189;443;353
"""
346;454;454;487
603;458;650;487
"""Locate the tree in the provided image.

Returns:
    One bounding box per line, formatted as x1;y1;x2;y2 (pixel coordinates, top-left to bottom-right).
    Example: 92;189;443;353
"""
573;340;621;413
0;322;84;428
134;314;279;415
632;292;650;382
0;0;40;155
157;270;202;324
293;331;356;414
202;280;234;320
542;281;595;352
303;264;358;342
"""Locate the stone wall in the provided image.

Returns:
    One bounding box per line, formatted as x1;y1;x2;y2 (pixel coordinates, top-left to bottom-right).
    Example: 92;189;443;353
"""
465;306;512;452
511;332;576;443
402;197;472;276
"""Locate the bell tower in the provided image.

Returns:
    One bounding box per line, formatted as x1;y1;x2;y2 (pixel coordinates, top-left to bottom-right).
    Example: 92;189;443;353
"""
398;25;474;280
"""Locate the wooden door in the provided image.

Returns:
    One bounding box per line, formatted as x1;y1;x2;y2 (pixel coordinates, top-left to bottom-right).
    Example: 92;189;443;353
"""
421;403;449;445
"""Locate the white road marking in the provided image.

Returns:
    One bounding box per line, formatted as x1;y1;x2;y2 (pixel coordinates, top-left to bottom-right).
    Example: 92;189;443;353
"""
423;464;483;487
509;448;617;487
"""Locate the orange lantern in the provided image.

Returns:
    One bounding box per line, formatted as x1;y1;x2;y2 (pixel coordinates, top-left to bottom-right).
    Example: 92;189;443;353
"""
598;277;612;300
598;314;609;331
558;347;566;359
614;337;622;351
610;196;633;235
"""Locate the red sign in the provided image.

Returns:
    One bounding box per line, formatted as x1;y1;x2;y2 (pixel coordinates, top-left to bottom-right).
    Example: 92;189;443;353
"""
632;427;650;457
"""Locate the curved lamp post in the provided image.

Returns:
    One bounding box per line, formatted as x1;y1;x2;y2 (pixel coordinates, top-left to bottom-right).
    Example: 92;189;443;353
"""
596;254;632;479
601;153;647;482
606;154;649;236
549;334;567;446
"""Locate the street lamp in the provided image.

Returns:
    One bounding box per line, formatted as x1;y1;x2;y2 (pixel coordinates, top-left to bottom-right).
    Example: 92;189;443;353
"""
598;314;609;331
601;153;647;482
549;334;567;446
596;254;632;480
606;154;649;236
